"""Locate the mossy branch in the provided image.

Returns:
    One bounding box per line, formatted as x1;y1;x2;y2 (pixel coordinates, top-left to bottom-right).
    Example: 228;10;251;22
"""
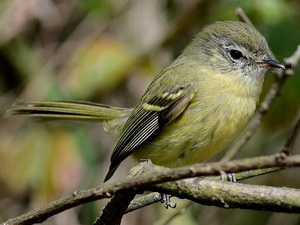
2;152;300;225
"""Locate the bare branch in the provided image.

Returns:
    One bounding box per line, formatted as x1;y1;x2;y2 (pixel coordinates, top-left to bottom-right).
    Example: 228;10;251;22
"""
284;45;300;74
152;177;300;213
2;153;300;225
235;8;254;27
282;114;300;154
125;193;162;213
125;167;283;213
93;191;136;225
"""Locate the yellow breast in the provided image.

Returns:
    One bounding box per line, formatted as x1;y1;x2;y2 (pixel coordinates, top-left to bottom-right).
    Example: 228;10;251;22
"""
132;68;261;167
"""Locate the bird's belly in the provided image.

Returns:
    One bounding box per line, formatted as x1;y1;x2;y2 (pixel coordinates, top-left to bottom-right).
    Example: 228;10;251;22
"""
132;96;256;167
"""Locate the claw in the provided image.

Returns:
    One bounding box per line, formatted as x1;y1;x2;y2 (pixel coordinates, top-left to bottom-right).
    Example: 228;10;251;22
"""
161;194;177;209
220;172;237;182
227;173;237;182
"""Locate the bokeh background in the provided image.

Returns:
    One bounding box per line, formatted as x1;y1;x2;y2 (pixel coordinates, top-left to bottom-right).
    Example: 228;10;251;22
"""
0;0;299;224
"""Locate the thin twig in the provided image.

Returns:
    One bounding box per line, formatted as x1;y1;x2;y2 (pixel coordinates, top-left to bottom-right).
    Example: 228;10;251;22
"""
281;114;300;155
125;192;162;213
284;45;300;73
235;8;254;27
222;45;300;162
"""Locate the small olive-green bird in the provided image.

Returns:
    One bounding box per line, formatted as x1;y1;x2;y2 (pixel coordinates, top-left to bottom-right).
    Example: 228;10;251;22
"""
9;21;285;181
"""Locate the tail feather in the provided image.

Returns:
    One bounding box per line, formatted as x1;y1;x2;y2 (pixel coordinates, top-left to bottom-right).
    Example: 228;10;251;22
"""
103;162;121;182
8;100;133;182
8;101;132;122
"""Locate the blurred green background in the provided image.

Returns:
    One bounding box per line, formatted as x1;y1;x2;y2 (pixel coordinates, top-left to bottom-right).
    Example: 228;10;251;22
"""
0;0;299;224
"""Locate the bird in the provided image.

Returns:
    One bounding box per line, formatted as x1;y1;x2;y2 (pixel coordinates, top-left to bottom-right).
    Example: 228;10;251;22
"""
8;21;285;182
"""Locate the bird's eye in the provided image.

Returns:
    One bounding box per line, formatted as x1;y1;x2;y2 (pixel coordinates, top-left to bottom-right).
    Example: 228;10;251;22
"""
229;49;243;60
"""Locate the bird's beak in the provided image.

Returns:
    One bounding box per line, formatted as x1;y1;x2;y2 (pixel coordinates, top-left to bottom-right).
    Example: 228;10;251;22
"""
259;59;285;70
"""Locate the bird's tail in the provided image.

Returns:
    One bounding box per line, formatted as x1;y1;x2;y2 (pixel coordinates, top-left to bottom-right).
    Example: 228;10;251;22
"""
8;101;132;122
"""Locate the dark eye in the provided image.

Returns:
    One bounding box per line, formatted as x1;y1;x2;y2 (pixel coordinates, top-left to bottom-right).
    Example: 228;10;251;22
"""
229;50;243;60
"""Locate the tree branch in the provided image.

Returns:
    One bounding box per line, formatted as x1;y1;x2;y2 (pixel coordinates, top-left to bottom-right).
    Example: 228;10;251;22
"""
93;191;136;225
2;153;300;225
125;192;162;214
124;167;283;213
152;177;300;213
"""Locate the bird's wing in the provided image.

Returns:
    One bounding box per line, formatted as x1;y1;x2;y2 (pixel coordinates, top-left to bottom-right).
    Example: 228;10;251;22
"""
104;85;195;181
